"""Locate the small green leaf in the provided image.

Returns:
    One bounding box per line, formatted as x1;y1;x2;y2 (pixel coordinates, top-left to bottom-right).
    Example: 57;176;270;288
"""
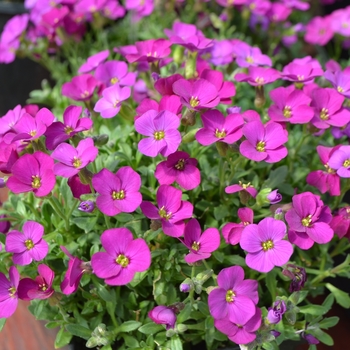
312;329;334;346
321;294;334;312
138;322;164;335
298;305;328;316
45;321;62;329
65;324;92;340
0;319;6;332
266;269;277;301
55;327;73;349
177;303;192;323
326;283;350;308
318;316;339;329
116;321;142;333
123;334;140;347
170;335;183;350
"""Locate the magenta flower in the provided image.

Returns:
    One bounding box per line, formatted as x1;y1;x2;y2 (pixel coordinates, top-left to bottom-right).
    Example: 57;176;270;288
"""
148;306;176;330
78;49;109;74
155;151;200;190
6;151;56;197
62;74;100;101
196;110;244;146
45;105;93;150
328;145;350;178
281;61;323;83
268;86;314;124
135;110;181;157
0;141;19;174
232;41;272;67
240;217;293;273
125;0;154;22
0;266;19;318
5;221;49;266
305;16;334;46
94;84;131;118
214;307;262;345
235;67;280;86
18;264;54;300
306;145;341;196
267;300;287;324
285;192;334;250
51;138;98;178
60;246;90;295
67;174;91;199
125;39;171;63
0;104;26;137
208;266;259;325
330;207;350;240
0;14;29;44
222;208;254;245
225;182;258;198
208;39;234;66
324;67;350;98
181;219;220;263
140;185;193;237
0;39;19;64
240;121;288;163
95;60;136;87
154;73;183;96
92;167;142;216
172;78;220;111
310;88;350;129
91;228;151;285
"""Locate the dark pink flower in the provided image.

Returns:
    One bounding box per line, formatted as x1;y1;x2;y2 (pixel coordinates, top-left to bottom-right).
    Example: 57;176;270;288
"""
324;67;350;98
155;151;200;190
91;228;151;285
0;14;29;44
0;266;19;318
5;221;49;266
67;174;91;199
232;41;272;68
18;264;54;300
281;61;323;84
154;74;183;96
235;67;280;86
92;167;142;216
140;185;193;237
62;74;101;101
125;39;171;63
240;121;288;163
78;49;109;74
328;145;350;178
330;207;350;240
0;104;26;138
6;152;56;197
95;60;136;87
225;182;258;198
181;219;220;263
0;141;19;174
305;16;334;46
148;306;176;330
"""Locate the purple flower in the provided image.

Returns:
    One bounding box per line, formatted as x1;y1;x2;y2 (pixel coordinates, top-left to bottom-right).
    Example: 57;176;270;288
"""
267;190;282;204
125;39;171;63
172;78;220;111
235;67;280;86
267;300;287;324
67;174;91;199
240;217;293;273
44;105;93;150
281;61;323;84
181;219;220;263
94;84;131;118
306;145;341;196
0;104;26;137
330;207;350;240
0;40;20;64
232;41;272;67
208;39;234;66
18;264;54;300
225;182;258;198
240;121;288;163
51;138;98;178
208;266;259;325
148;306;176;330
303;333;320;345
328;145;350;178
0;214;10;234
135;110;181;157
62;74;101;101
125;0;154;22
222;208;254;245
285;192;334;250
324;67;350;98
6;152;56;197
95;60;136;87
91;228;151;285
214;307;262;345
78;49;109;74
5;221;49;266
155;151;200;190
0;266;19;318
305;16;334;46
282;264;307;292
78;200;95;213
140;185;193;237
92;166;141;216
196;109;244;146
0;14;29;44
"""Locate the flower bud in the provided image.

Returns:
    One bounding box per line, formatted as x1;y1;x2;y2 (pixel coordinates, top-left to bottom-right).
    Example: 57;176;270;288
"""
266;300;287;324
282;264;307;292
148;306;176;330
274;208;283;220
227;106;241;114
92;134;109;146
179;278;194;293
78;200;94;213
0;178;6;188
267;189;282;204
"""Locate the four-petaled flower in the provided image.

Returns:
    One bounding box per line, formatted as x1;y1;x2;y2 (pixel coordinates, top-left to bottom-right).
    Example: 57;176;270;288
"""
0;266;19;318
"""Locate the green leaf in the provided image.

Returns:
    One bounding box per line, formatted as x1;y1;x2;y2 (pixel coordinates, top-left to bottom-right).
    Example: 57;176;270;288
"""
177;303;192;324
17;201;27;217
116;321;142;333
0;318;6;332
266;269;277;301
65;324;92;340
55;327;73;349
298;305;328;316
45;321;62;329
325;283;350;308
312;329;334;346
138;322;165;335
170;335;183;350
122;334;140;348
264;166;288;189
321;294;334;313
71;217;97;233
116;213;134;222
223;255;246;266
319;316;339;329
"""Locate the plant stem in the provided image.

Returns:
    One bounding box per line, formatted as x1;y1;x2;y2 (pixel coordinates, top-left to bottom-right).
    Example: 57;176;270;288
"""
48;197;70;231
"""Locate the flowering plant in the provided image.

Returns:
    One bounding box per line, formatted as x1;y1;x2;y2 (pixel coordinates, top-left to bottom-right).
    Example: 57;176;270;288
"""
1;0;350;349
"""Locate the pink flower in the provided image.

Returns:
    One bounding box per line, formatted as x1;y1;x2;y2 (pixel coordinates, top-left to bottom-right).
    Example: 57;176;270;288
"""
181;219;220;263
328;145;350;178
95;60;136;87
67;174;91;199
0;266;19;318
330;207;350;240
6;151;56;197
281;61;323;84
235;67;280;86
140;185;193;237
78;49;109;74
232;41;272;68
91;228;151;285
5;221;49;266
155;151;200;190
18;264;54;300
240;121;288;163
305;16;334;46
240;217;293;273
92;167;142;216
324;67;350;98
125;39;171;63
148;306;176;330
225;182;258;198
62;74;101;101
135;110;181;157
51;138;98;177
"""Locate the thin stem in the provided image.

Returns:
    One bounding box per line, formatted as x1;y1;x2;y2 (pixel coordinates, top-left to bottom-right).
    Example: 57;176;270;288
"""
48;197;70;231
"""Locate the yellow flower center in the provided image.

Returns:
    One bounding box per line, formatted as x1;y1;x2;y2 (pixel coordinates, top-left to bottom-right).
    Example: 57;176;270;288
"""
31;175;41;189
320;108;329;120
64;125;74;135
343;159;350;168
175;159;185;170
283;106;292;118
324;164;336;174
256;141;266;152
239;181;251;189
226;289;236;302
72;157;82;168
191;241;200;251
246;56;254;64
25;239;35;250
39;284;48;291
80;90;90;99
158;206;172;220
301;215;312;227
110;77;119;85
297;75;304;81
113;100;120;108
154;131;165;140
337;86;344;93
255;77;264;85
8;287;16;298
29;130;37;137
190;96;199;108
215;129;227;138
116;254;129;267
112;190;125;200
261;239;274;251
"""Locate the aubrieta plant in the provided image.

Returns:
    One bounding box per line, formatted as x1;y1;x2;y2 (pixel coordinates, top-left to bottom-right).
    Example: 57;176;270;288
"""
1;0;350;350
